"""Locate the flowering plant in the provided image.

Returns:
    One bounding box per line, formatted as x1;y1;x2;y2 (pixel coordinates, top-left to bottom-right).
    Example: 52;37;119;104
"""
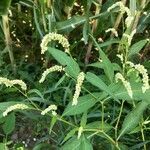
0;0;150;149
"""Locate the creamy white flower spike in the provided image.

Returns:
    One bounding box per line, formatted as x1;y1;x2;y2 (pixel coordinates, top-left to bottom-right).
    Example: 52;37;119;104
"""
117;54;124;63
107;2;124;12
39;65;64;83
134;64;149;93
72;72;85;106
77;126;83;139
123;29;136;46
107;1;133;28
0;77;27;90
40;32;70;54
115;73;133;98
105;28;118;37
41;104;57;115
127;62;150;93
3;104;29;117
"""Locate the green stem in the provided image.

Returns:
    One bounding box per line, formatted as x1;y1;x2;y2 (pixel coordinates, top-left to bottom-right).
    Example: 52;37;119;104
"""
115;100;124;142
140;120;147;150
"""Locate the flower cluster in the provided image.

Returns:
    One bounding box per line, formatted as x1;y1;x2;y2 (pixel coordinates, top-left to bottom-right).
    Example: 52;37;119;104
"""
72;72;85;106
0;77;27;90
123;29;136;46
3;104;29;117
117;54;124;63
77;126;83;139
127;62;149;93
40;32;70;54
107;1;133;28
41;104;57;115
115;73;133;98
39;65;64;83
105;28;118;37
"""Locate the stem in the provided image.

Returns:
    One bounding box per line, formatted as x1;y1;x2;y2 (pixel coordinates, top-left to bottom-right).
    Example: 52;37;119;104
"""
115;100;124;141
86;128;120;149
140;120;146;150
13;85;39;110
102;132;120;150
2;15;16;74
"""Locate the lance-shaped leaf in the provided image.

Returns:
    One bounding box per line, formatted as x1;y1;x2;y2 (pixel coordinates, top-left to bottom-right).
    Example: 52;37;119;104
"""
47;47;80;79
62;92;107;116
118;101;148;139
90;34;114;83
128;39;148;57
86;72;116;100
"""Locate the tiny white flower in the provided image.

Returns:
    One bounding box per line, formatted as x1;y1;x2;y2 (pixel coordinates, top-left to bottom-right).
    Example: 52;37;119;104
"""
0;77;27;90
11;80;27;91
41;104;57;115
105;28;118;37
52;110;57;116
72;72;85;106
134;64;149;93
123;29;136;46
107;1;133;28
115;73;133;98
117;54;124;63
126;62;150;93
39;65;64;83
3;104;29;117
71;24;75;28
41;32;70;54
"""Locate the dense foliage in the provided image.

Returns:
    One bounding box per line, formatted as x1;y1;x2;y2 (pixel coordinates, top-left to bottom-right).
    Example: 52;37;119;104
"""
0;0;150;149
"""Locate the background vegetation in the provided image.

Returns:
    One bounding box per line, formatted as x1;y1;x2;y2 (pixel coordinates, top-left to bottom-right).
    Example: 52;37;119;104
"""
0;0;150;149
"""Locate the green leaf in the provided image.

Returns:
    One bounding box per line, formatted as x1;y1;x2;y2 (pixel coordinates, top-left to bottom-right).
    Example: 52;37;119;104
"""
129;0;136;16
90;34;114;83
2;112;15;135
80;112;87;127
113;82;150;104
62;92;107;116
28;89;44;100
56;12;109;33
0;102;32;119
88;62;121;72
137;12;150;33
33;143;51;150
86;72;115;100
98;39;120;48
47;47;80;78
85;121;112;132
61;135;93;150
61;136;81;150
80;135;93;150
0;0;11;15
0;143;8;150
54;74;66;89
62;128;78;144
128;39;148;57
118;101;148;139
56;15;86;33
49;116;57;134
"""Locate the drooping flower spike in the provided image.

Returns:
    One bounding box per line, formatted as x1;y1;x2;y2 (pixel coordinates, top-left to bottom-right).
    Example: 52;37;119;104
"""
41;32;70;54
